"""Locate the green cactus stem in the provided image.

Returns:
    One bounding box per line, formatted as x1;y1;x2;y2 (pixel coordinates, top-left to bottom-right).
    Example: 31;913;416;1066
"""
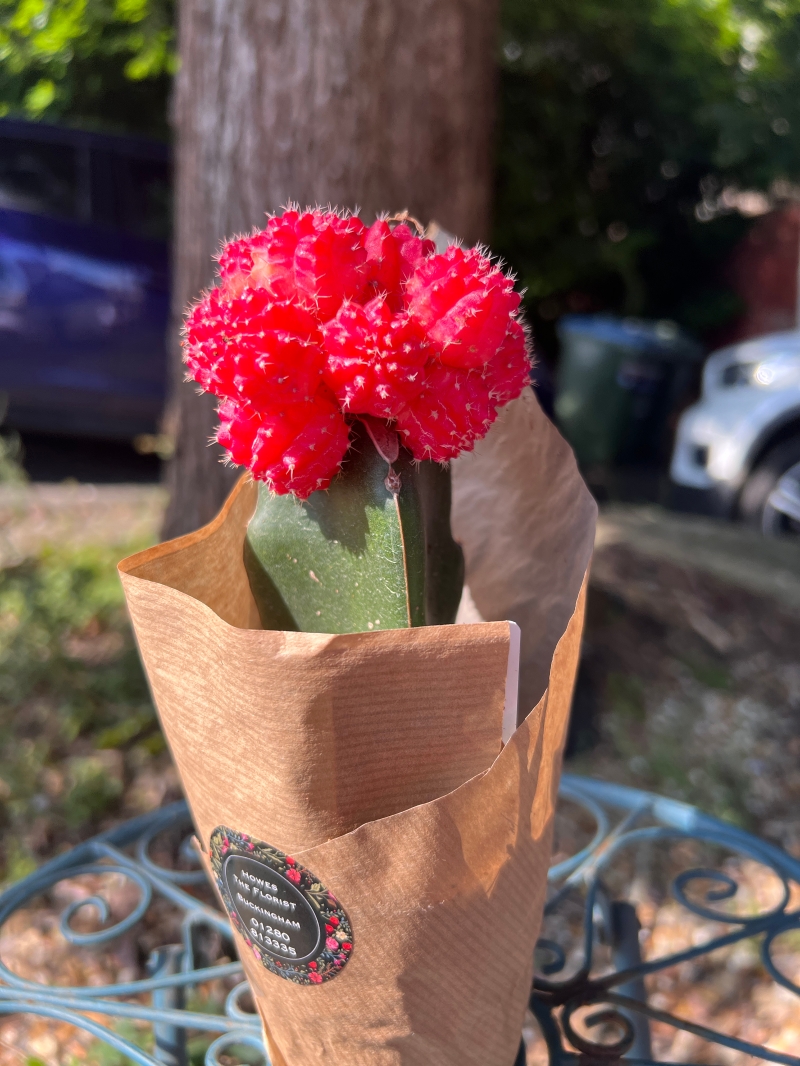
243;418;464;633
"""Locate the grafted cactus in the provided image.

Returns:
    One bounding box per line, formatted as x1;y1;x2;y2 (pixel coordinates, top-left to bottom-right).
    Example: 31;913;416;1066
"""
181;206;531;634
244;420;464;633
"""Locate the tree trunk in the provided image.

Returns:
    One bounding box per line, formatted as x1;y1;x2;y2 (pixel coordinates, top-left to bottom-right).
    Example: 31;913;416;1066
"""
163;0;500;538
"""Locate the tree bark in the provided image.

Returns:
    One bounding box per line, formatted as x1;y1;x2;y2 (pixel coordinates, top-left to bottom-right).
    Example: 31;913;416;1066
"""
163;0;500;538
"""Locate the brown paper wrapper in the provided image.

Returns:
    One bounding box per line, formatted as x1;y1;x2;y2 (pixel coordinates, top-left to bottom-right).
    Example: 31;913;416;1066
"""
451;387;599;716
119;390;596;1066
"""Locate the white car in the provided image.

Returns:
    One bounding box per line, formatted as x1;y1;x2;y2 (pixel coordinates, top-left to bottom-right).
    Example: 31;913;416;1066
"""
669;330;800;534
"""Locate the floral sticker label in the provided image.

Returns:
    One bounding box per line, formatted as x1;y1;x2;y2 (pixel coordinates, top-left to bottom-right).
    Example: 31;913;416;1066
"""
209;826;353;985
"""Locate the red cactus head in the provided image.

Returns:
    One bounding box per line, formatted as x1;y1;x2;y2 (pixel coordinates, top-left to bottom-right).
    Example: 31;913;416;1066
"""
183;207;531;496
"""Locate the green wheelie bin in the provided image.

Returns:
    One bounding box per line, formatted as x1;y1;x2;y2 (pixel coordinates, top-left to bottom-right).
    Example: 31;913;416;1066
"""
555;315;702;468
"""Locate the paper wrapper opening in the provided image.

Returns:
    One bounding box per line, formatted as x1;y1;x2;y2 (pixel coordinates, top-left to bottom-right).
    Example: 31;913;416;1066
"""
119;390;597;1066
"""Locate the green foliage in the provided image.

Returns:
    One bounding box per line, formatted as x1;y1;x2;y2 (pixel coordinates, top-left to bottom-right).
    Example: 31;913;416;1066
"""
5;837;37;882
62;753;124;825
5;0;800;339
606;671;646;725
0;431;27;484
495;0;800;342
0;0;175;134
85;1019;154;1066
682;654;732;690
83;987;236;1065
0;542;157;882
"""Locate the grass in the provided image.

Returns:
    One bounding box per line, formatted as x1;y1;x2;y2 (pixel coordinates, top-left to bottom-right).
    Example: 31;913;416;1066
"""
0;540;161;883
586;670;758;830
0;430;27;486
82;1021;153;1066
0;476;246;1063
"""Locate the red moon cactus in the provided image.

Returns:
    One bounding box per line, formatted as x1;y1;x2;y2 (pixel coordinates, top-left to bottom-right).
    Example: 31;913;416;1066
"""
183;208;531;499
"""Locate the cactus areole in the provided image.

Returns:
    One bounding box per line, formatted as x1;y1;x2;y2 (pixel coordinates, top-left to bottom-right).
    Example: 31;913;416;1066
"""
182;208;531;634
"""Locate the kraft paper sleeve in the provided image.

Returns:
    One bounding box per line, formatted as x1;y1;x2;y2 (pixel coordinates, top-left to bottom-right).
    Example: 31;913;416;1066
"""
452;387;597;717
119;389;596;1066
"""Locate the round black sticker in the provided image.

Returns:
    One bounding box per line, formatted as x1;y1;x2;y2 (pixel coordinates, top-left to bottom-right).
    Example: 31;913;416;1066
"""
209;826;353;984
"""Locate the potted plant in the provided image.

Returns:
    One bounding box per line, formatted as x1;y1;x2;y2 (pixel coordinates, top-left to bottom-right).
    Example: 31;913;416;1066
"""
119;207;595;1066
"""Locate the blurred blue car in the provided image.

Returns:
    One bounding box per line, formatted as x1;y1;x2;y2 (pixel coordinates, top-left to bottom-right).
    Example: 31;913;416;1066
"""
0;118;170;439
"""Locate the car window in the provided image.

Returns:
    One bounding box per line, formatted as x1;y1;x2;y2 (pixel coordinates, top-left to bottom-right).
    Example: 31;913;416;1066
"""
0;127;170;241
119;154;171;241
89;148;171;240
0;136;79;220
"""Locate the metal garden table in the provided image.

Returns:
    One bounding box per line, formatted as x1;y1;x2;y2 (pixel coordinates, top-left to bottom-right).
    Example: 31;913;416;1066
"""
1;773;799;1065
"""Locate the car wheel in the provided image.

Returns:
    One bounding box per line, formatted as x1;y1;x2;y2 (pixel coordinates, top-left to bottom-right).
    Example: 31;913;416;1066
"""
739;436;800;535
762;461;800;535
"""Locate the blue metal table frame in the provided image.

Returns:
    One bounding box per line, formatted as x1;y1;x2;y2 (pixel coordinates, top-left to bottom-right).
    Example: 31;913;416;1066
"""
1;774;799;1065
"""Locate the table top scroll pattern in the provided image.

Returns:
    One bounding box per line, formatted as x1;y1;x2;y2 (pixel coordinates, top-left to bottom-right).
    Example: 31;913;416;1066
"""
0;803;261;1066
0;776;798;1065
